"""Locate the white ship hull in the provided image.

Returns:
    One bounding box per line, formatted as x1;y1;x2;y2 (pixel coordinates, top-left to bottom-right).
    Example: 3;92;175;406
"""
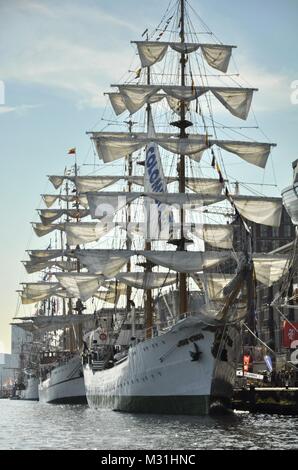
282;183;298;225
39;355;87;404
20;377;39;401
84;316;239;415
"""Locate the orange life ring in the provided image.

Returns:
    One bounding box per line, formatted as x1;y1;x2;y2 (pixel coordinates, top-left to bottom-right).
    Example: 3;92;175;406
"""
99;332;107;341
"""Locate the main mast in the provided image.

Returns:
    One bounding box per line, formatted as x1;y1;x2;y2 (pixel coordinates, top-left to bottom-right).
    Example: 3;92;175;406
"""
125;121;133;317
145;55;153;338
178;0;188;315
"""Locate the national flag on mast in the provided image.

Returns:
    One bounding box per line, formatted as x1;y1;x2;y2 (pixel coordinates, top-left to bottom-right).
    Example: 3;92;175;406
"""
68;147;76;155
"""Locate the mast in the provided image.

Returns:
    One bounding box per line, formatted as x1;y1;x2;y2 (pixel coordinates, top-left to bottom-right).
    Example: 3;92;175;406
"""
125;121;133;317
73;156;83;349
145;53;153;339
178;0;188;315
64;177;76;352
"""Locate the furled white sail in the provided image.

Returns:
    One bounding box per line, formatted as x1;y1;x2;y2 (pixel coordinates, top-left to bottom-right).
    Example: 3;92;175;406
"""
111;84;255;119
42;195;60;208
23;259;77;274
20;282;61;304
93;133;204;162
91;132;274;168
216;141;273;169
107;93;127;115
116;272;176;289
39;208;89;224
32;223;63;237
64;222;114;246
203;274;235;300
212;89;254;120
55;273;105;301
41;194;88;209
75;176;122;192
233;196;282;227
28;249;64;261
87;191;224;220
252;255;289;286
87;192;138;219
48;175;72;189
134;41;169;67
74;249;133;277
140;251;231;273
133;41;235;72
51;174;221;195
13;315;95;334
185;178;223;195
200;44;233;73
117;85;161;114
190;224;234;249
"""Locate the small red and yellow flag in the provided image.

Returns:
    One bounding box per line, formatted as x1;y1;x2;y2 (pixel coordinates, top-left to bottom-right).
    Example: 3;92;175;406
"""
68;147;76;155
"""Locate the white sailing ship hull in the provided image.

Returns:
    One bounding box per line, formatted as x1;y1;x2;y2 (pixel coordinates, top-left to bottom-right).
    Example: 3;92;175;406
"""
282;183;298;225
39;355;87;404
20;377;39;401
84;317;239;415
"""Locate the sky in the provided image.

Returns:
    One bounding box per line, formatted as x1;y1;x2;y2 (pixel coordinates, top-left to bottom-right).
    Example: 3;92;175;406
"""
0;0;297;353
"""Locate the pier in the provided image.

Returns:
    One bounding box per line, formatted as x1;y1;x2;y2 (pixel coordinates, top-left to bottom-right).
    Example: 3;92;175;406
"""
232;387;298;414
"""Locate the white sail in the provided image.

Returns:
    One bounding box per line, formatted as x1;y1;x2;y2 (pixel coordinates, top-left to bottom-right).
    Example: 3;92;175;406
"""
47;174;223;194
20;282;61;304
107;92;127;115
39;209;89;224
140;251;231;273
111;84;255;119
87;191;224;220
75;176;122;192
233;196;282;227
115;272;177;289
48;175;68;189
55;273;105;301
74;249;133;277
32;223;64;237
23;259;77;274
41;194;88;209
190;224;234;249
216;141;273;169
252;254;289;286
64;222;114;246
133;41;235;72
203;274;235;300
91;132;274;168
13;315;95;334
28;249;64;261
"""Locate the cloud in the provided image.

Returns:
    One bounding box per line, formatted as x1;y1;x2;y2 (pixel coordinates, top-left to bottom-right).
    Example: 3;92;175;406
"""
0;104;42;115
234;55;292;113
0;2;139;108
1;37;133;108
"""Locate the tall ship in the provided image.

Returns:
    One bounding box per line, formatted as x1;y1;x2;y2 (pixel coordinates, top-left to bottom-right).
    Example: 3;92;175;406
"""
14;163;97;404
13;0;291;414
78;0;289;414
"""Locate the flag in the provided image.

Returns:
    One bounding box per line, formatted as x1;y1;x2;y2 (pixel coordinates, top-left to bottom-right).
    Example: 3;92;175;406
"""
135;68;142;79
144;111;172;241
68;147;76;155
264;355;273;372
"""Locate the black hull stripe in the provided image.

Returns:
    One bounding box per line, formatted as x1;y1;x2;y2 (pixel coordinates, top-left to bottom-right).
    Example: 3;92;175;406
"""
46;396;87;405
86;394;212;415
41;375;84;390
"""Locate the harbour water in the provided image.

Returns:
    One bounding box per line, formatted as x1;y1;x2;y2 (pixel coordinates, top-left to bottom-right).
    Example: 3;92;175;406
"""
0;400;297;450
